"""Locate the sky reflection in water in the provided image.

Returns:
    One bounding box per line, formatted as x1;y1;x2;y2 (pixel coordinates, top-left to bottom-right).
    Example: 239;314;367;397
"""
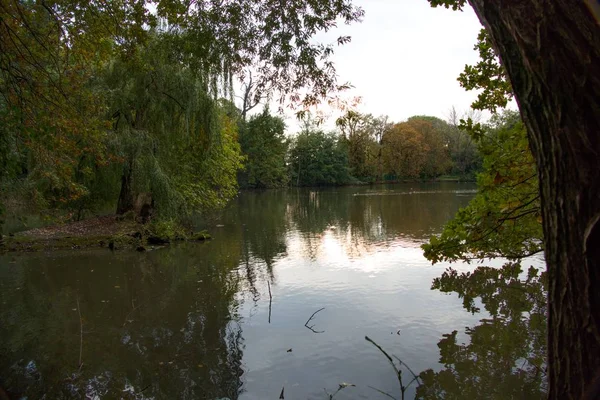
0;183;546;399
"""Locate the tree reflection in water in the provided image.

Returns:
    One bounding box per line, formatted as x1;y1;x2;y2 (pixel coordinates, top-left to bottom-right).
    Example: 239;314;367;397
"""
1;185;546;399
416;262;547;400
0;240;245;399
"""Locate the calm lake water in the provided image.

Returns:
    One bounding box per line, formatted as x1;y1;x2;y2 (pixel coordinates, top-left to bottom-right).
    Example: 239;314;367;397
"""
0;183;546;399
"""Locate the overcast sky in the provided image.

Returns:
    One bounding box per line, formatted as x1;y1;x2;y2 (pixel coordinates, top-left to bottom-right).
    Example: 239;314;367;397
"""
256;0;485;133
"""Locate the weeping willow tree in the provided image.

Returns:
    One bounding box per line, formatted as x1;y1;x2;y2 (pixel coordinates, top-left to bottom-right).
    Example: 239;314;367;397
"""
104;33;243;219
0;0;364;227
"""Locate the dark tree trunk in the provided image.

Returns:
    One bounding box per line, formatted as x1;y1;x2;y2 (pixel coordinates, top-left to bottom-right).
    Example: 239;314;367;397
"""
467;1;600;398
116;164;135;215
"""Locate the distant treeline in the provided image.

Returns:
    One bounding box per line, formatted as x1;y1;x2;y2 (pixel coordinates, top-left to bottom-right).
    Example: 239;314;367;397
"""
238;108;484;189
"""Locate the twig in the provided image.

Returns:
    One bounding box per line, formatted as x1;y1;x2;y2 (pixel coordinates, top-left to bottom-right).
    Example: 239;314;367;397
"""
139;383;151;393
365;336;399;376
325;383;356;399
267;280;272;324
304;307;325;333
367;385;398;400
365;336;422;400
393;355;422;386
76;295;83;371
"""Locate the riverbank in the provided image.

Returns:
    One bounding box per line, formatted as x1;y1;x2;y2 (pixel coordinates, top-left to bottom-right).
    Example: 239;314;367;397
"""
238;176;476;191
0;215;211;253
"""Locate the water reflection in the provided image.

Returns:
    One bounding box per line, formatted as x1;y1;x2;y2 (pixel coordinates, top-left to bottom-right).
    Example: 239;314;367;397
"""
232;183;478;264
416;262;547;400
283;184;475;247
0;239;245;399
0;183;547;399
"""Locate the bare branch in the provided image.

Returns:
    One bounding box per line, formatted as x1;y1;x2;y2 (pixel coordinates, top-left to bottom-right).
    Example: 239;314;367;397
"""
367;385;398;400
304;307;325;333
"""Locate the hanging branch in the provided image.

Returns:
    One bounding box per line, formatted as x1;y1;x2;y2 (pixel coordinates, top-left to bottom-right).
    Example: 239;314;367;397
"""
304;307;325;333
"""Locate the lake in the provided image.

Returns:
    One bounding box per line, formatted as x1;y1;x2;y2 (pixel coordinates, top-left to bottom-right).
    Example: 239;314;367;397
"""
0;183;547;399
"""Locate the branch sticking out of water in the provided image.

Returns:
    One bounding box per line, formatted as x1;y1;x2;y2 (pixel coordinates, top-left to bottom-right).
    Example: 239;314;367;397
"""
324;382;356;399
76;295;83;371
268;280;272;324
367;385;398;400
304;307;325;333
393;355;422;388
364;336;421;400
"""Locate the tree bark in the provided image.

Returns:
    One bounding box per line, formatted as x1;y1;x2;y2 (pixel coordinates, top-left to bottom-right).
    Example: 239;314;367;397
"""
466;1;600;398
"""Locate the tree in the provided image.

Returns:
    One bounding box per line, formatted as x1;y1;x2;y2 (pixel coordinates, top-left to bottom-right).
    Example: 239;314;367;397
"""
363;114;392;181
288;127;351;187
428;1;600;397
406;117;453;178
0;0;365;224
445;107;482;178
237;71;265;122
336;110;379;180
104;34;244;218
423;110;541;263
238;108;289;189
382;122;429;179
0;0;114;218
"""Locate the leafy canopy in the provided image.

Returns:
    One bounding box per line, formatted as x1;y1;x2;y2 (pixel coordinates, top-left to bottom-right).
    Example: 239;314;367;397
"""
0;0;365;223
238;108;289;189
288;125;352;187
423;110;541;263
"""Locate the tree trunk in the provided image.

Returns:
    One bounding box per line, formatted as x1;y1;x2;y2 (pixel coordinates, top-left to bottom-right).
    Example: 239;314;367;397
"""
116;164;135;215
466;1;600;398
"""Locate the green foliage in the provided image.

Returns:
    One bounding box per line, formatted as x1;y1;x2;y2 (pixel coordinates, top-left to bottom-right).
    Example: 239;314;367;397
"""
417;10;547;397
423;110;541;263
239;108;289;189
429;2;514;130
458;30;513;113
335;111;384;180
427;0;467;11
104;33;244;219
288;127;352;187
175;112;243;213
324;111;480;184
0;0;365;227
148;218;188;241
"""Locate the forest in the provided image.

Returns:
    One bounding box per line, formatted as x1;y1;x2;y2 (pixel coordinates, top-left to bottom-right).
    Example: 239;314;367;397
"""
0;0;488;232
1;0;599;399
